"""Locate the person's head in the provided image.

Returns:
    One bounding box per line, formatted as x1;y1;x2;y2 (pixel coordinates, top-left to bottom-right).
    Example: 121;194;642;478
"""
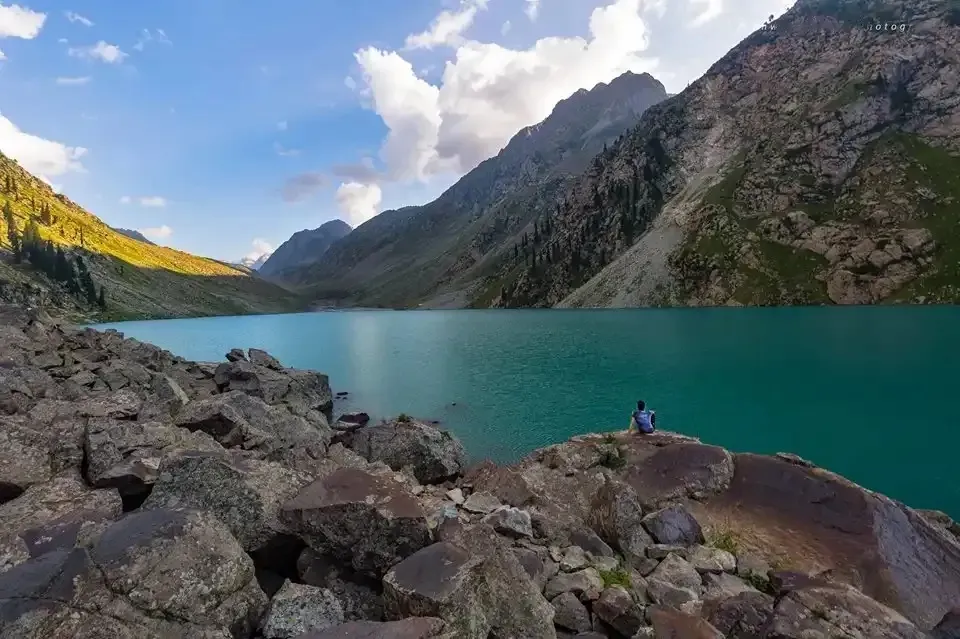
637;400;646;411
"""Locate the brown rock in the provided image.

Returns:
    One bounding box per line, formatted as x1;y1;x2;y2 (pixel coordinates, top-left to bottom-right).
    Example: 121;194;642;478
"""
647;605;724;638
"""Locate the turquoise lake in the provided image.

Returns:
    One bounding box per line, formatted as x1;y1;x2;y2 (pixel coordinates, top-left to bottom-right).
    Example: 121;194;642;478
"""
95;307;960;518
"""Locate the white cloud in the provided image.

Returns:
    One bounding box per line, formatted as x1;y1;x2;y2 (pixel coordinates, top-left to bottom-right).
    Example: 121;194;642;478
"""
0;49;5;61
525;0;541;20
405;0;486;50
355;0;658;182
139;225;173;240
245;238;274;261
689;0;723;26
133;28;171;52
68;40;127;64
0;3;45;39
119;195;131;204
500;20;512;35
139;196;167;207
644;0;667;17
277;120;288;131
0;112;87;178
55;75;91;85
64;10;92;27
344;76;357;91
336;182;382;226
274;142;300;157
57;37;66;43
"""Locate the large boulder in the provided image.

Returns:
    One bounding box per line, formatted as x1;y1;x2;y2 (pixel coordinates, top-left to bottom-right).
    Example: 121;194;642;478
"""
0;471;122;574
350;418;466;484
175;391;331;453
593;585;645;637
297;546;385;621
213;360;333;417
294;617;448;638
769;584;926;639
83;418;222;497
0;415;52;501
0;508;267;638
641;504;705;546
588;478;654;566
384;524;555;639
702;591;775;639
261;580;345;638
280;467;431;578
551;592;592;632
143;452;310;552
647;605;724;638
621;440;734;509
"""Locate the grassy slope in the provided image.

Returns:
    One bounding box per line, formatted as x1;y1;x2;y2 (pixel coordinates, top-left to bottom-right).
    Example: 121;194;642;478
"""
0;152;304;321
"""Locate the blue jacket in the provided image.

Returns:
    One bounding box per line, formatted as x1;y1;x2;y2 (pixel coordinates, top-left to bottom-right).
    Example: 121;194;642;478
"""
632;409;655;434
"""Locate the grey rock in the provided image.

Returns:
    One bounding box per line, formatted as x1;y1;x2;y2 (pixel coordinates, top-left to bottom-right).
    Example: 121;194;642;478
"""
512;547;556;591
560;545;590;572
770;584;926;639
385;524;555;639
552;591;592;632
641;504;704;546
226;348;248;362
647;544;688;560
350;419;466;484
77;388;142;419
334;412;371;432
261;580;345;638
462;490;502;514
649;553;703;591
544;567;604;601
176;390;331;453
83;418;222;496
593;585;645;637
648;605;724;638
688;544;736;573
0;471;122;574
735;552;771;583
249;348;284;370
214;360;333;416
588;479;653;566
646;578;699;609
294;617;447;638
445;487;465;505
703;591;774;639
296;546;385;621
280;467;430;578
702;571;759;603
0;416;51;501
932;608;960;639
483;506;533;538
592;555;620;572
144;452;309;552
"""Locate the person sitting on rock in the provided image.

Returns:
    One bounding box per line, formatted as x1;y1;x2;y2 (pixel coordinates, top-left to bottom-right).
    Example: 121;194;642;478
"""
630;400;656;434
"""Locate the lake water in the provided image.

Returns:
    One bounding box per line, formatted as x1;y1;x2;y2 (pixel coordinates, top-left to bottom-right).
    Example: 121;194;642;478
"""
94;307;960;518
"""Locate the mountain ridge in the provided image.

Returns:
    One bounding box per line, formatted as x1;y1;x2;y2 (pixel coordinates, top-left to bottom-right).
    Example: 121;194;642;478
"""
281;71;669;307
259;219;352;278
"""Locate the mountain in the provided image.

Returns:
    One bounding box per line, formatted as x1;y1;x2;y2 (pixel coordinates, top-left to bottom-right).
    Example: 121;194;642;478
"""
259;219;352;278
239;254;271;271
0;152;304;320
495;0;960;308
113;228;155;246
282;71;669;307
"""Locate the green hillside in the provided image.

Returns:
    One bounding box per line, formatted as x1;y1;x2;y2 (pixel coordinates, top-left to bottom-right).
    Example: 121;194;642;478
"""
0;151;305;321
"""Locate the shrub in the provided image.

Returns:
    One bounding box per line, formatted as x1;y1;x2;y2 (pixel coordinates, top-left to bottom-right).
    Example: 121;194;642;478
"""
599;568;632;589
396;413;412;423
598;446;626;471
708;528;741;555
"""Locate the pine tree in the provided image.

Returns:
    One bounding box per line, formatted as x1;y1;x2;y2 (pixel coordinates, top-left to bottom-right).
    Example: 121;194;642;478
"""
97;286;106;310
79;226;85;248
40;203;52;225
75;256;98;304
3;201;22;262
54;247;71;282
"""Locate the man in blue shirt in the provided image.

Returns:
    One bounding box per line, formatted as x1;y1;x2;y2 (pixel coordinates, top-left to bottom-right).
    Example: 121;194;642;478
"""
631;400;656;434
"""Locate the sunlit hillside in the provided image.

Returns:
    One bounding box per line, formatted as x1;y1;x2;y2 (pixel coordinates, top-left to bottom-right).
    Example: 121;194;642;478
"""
0;151;304;321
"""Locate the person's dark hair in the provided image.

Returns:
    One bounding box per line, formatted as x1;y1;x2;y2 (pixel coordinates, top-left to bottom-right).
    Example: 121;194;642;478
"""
637;400;645;411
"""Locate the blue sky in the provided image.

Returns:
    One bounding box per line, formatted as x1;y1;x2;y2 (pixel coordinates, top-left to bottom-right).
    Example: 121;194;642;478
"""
0;0;793;262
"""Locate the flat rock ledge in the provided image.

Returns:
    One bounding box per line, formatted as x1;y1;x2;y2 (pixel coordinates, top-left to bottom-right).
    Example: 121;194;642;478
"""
0;304;958;638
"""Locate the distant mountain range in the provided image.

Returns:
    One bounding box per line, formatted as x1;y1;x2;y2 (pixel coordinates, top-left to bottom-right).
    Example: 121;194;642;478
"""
113;228;155;246
273;71;669;307
258;219;352;278
238;254;270;271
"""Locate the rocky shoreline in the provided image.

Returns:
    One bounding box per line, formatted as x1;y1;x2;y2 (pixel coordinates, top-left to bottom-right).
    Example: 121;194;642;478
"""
1;304;959;638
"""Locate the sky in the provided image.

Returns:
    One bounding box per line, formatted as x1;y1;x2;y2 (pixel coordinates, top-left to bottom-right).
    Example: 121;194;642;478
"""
0;0;795;263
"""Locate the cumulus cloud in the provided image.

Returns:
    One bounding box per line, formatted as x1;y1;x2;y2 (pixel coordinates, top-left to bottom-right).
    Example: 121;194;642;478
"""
0;49;5;61
354;0;658;182
139;225;173;240
64;10;92;26
245;238;274;261
139;196;166;207
0;112;86;178
344;76;357;91
500;20;512;35
281;172;326;203
0;3;45;39
689;0;723;26
55;75;91;85
68;40;127;63
133;28;171;52
405;0;486;50
336;182;382;226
